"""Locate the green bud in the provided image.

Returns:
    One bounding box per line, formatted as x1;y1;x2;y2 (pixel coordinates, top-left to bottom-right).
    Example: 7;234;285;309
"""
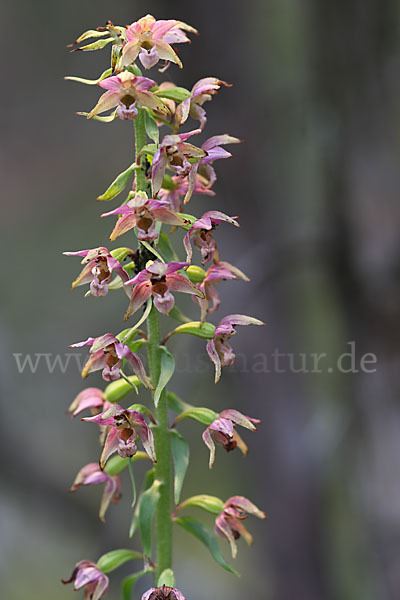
110;247;133;263
173;494;225;517
186;265;206;284
104;376;142;403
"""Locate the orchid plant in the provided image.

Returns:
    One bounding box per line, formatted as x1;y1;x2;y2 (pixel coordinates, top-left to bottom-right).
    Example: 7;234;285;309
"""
64;14;265;600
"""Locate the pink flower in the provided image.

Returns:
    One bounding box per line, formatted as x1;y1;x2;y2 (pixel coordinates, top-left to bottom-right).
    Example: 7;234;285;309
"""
83;405;156;468
142;585;186;600
63;247;130;297
62;560;109;599
206;315;265;383
214;496;266;558
202;409;261;469
159;174;215;212
124;261;204;319
87;71;169;119
101;192;187;242
183;211;239;264
69;334;152;387
176;77;231;130
67;387;107;417
120;14;197;70
194;261;249;322
69;463;121;522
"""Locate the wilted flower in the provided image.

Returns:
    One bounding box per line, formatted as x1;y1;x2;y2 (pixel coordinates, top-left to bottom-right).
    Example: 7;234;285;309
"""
214;496;266;558
194;261;249;322
176;77;231;130
120;14;197;70
206;314;265;383
159;173;215;212
83;405;156;468
70;463;121;522
101;191;186;242
87;71;169;119
183;211;239;264
67;387;107;417
63;247;130;297
142;585;186;600
202;409;261;468
69;334;152;386
124;261;204;319
62;560;109;599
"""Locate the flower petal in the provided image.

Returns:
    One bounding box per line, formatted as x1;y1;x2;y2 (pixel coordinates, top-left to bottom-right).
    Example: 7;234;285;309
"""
206;339;221;383
87;90;120;118
124;281;153;321
167;273;204;297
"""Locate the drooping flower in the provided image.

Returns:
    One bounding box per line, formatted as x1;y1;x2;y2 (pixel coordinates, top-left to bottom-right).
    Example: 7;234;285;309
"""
120;14;197;70
142;585;186;600
206;315;265;383
159;173;215;212
101;191;187;242
87;71;169;119
124;261;204;319
69;463;121;522
202;409;261;469
69;334;152;387
151;129;205;197
214;496;266;558
194;261;250;321
183;211;239;264
63;247;130;297
67;387;107;417
83;404;156;468
175;77;231;130
62;560;109;600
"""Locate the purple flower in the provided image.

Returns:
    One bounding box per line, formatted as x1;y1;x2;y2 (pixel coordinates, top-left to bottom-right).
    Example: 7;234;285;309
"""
142;585;186;600
62;560;109;599
183;211;239;264
63;247;130;297
87;71;169;119
124;261;204;319
194;261;249;322
176;77;231;130
69;334;152;387
151;129;205;197
101;192;186;242
83;404;156;468
202;409;261;469
214;496;266;558
159;173;215;212
69;463;121;522
120;14;197;70
206;315;265;383
67;387;108;417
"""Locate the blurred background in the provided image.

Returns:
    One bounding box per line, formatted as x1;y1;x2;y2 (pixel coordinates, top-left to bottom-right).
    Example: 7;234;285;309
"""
1;1;400;599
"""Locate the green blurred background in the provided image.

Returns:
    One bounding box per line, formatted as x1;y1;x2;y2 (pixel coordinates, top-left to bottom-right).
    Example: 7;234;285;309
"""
1;1;400;599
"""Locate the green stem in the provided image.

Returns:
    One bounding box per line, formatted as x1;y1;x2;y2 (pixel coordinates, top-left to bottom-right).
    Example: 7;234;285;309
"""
147;306;173;580
134;108;172;580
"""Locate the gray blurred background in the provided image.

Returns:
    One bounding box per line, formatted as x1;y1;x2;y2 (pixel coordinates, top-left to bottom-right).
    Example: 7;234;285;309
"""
1;1;400;599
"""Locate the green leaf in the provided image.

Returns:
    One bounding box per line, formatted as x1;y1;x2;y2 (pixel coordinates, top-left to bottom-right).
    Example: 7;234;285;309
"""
157;232;178;263
155;87;192;102
157;568;175;588
130;469;155;538
140;241;165;264
121;569;152;600
168;306;191;324
174;516;239;576
126;64;143;77
174;407;219;426
154;347;175;408
97;163;136;201
96;549;143;574
65;67;112;85
75;38;113;51
104;376;142;403
166;321;216;341
174;494;224;515
76;110;117;123
170;430;190;504
167;392;192;414
139;479;162;556
139;143;157;156
104;452;150;476
110;247;134;263
144;109;160;144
